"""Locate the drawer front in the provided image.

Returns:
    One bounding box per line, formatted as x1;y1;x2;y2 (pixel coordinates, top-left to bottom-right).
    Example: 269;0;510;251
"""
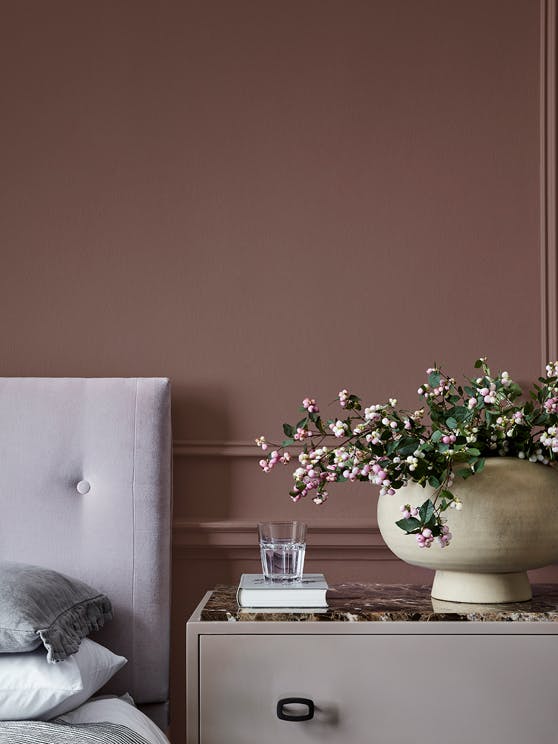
199;633;558;744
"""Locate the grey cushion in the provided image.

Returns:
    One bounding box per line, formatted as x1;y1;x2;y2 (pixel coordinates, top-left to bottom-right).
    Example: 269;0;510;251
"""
0;561;112;663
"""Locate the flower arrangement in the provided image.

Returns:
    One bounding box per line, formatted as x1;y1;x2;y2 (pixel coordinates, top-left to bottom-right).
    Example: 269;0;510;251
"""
256;358;558;549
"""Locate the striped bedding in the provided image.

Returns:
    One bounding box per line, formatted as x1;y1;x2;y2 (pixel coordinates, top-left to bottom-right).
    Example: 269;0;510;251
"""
0;720;151;744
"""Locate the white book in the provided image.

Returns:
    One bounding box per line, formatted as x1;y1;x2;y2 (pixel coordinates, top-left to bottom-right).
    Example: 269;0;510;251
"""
236;573;328;608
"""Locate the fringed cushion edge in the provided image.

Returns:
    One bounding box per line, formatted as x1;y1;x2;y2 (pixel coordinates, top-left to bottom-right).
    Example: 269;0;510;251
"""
37;595;113;663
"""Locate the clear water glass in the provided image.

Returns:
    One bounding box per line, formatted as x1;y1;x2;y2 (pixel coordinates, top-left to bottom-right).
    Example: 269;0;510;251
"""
258;521;307;582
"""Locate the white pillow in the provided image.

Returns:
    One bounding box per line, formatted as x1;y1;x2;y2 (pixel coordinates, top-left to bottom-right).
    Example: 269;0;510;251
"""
59;695;170;744
0;638;126;720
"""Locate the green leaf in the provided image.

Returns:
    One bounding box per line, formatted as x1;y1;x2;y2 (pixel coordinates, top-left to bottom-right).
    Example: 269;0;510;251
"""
428;371;441;388
428;475;440;488
508;382;523;398
419;499;435;524
431;430;443;443
398;438;420;457
282;438;295;447
474;457;486;473
446;417;458;430
395;517;421;534
387;439;398;455
283;423;294;437
467;447;481;456
474;359;483;368
348;394;362;411
315;417;327;436
456;467;473;479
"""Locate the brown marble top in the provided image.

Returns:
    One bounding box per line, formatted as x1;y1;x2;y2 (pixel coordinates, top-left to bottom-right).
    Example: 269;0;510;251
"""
200;583;558;623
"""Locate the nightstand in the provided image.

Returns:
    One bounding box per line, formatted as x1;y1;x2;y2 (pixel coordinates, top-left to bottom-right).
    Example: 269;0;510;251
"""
186;583;558;744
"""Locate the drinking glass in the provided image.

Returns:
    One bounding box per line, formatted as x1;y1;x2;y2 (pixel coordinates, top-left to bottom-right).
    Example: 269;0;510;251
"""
258;521;307;582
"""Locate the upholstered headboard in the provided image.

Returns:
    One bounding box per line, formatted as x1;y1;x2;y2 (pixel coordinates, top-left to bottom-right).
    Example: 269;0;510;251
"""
0;378;172;729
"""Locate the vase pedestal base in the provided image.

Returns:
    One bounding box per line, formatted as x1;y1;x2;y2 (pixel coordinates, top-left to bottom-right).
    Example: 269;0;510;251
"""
431;570;532;604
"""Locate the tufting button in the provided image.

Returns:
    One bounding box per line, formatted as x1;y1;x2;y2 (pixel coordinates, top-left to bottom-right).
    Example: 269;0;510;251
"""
76;480;91;494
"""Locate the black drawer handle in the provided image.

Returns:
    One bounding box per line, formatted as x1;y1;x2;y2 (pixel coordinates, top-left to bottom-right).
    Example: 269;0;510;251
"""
277;697;314;722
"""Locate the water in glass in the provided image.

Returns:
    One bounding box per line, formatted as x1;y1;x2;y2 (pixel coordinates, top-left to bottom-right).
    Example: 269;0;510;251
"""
260;538;306;582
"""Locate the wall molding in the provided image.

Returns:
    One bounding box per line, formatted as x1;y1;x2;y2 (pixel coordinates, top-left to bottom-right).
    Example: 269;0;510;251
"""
172;518;393;561
541;0;557;365
173;440;260;457
170;451;393;560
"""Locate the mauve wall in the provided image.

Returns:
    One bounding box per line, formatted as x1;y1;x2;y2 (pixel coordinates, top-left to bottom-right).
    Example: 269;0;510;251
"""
0;1;553;741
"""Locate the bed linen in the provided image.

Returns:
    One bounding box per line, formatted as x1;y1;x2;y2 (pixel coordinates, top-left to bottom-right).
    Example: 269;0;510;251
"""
0;720;151;743
58;696;170;744
0;696;170;744
0;639;126;720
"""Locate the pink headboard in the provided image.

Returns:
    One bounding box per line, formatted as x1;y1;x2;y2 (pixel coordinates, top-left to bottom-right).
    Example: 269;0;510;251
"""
0;378;172;728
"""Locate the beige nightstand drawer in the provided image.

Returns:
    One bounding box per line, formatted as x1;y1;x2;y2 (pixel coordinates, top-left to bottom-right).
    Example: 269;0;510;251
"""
199;634;558;744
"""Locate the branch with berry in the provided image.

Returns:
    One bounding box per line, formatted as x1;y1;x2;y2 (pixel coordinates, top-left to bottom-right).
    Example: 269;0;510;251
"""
256;359;558;549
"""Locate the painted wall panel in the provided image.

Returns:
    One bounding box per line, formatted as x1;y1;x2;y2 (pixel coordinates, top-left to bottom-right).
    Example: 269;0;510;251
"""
0;2;552;742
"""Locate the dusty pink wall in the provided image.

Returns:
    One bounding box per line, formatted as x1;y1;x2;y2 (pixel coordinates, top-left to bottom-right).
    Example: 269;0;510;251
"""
0;1;550;741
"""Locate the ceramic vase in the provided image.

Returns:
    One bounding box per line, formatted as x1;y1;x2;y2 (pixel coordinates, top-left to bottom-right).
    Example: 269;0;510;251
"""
377;458;558;603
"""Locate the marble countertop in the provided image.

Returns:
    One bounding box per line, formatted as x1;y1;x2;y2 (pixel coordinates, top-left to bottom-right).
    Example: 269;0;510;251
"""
201;583;558;622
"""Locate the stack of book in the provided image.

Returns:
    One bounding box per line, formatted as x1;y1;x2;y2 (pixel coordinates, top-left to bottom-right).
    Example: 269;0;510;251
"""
236;573;328;608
